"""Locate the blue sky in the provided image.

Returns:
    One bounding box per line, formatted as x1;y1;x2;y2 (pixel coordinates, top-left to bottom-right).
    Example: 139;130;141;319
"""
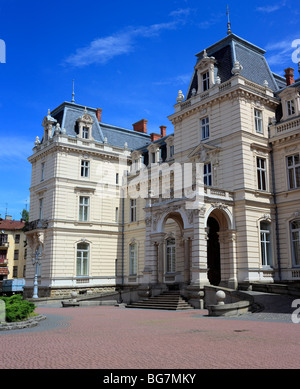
0;0;299;220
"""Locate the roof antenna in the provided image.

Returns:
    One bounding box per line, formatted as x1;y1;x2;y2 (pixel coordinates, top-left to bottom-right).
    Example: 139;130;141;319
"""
227;5;232;35
71;79;75;103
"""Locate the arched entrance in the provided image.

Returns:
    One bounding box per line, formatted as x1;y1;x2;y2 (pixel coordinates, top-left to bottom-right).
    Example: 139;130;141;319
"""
207;216;221;286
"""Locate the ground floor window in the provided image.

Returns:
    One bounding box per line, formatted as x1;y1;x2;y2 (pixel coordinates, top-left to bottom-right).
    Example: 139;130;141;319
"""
77;242;89;276
166;238;176;273
291;220;300;266
260;221;272;266
129;243;137;276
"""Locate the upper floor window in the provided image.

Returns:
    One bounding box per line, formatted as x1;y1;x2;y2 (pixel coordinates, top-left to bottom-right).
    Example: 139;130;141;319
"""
15;234;20;244
201;117;210;140
202;71;210;92
170;145;174;158
204;163;212;186
39;198;44;220
254;109;263;133
41;162;45;181
287;154;300;190
14;249;19;261
81;160;90;178
257;158;267;191
287;100;295;116
291;220;300;267
260;221;272;266
79;196;89;222
0;234;8;245
82;127;89;139
130;199;136;222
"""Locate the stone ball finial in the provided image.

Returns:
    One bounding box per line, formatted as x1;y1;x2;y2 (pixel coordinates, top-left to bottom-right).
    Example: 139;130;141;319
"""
177;90;184;103
216;290;226;305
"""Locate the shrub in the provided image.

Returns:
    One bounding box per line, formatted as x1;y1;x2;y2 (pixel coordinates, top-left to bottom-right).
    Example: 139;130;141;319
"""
0;295;36;322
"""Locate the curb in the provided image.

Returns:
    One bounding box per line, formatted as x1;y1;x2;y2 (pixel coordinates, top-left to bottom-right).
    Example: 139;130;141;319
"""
0;314;47;331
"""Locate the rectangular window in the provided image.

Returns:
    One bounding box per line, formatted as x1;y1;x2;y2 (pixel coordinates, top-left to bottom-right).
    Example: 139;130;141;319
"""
254;109;263;133
13;266;18;278
76;243;89;276
0;234;8;245
116;173;119;185
170;145;174;158
14;250;19;261
291;220;300;266
287;154;300;190
39;198;44;220
151;153;156;164
115;207;119;223
204;163;212;186
257;158;267;191
81;160;90;178
202;71;210;91
260;222;272;266
15;234;20;244
129;243;137;276
82;127;89;139
130;199;136;222
79;196;89;222
201;117;210;140
41;162;45;181
287;100;295;116
0;250;7;259
166;238;176;273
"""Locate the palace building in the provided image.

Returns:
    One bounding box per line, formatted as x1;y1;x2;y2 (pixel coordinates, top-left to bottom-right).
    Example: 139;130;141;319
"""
24;29;300;307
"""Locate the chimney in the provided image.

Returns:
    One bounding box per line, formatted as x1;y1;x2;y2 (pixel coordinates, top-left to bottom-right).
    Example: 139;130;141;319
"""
96;108;102;122
284;67;295;86
160;126;167;138
133;119;148;134
151;133;161;142
5;215;12;220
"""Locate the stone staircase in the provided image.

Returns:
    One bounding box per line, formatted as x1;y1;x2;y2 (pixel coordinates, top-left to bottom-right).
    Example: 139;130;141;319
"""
126;290;194;311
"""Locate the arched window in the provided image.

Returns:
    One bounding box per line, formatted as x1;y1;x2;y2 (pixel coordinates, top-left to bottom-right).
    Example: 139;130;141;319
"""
77;242;89;276
291;220;300;267
260;221;272;266
129;243;137;276
166;238;176;273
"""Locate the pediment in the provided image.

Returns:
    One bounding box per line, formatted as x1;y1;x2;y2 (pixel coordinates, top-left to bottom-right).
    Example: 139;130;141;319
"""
188;143;219;162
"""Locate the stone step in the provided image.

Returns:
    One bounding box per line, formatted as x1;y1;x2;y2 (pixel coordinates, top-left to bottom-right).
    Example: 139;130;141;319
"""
126;291;194;310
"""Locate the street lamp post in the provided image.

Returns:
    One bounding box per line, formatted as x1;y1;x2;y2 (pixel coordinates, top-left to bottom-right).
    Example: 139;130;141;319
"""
32;249;41;299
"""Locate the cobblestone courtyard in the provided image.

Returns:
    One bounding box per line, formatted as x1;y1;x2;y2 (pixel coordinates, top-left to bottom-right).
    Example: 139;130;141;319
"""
1;301;300;370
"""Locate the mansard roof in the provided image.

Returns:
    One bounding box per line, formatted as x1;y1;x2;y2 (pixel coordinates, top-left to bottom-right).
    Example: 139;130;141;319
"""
49;102;151;151
186;33;286;99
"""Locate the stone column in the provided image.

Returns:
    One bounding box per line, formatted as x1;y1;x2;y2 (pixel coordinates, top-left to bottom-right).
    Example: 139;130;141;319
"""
228;230;238;290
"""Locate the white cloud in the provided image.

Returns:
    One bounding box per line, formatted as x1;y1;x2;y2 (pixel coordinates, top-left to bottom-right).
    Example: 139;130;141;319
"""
265;36;300;67
64;9;191;67
153;73;191;86
0;137;33;162
256;1;286;13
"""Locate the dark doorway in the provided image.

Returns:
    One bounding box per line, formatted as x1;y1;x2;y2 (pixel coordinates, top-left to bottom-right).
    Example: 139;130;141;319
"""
207;217;221;286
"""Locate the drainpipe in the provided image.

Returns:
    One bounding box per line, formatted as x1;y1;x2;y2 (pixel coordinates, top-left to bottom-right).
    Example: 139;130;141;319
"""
269;127;282;281
121;194;125;287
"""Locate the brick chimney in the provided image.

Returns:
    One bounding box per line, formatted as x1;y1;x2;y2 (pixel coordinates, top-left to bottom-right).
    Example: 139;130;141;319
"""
160;126;167;138
133;119;148;134
151;133;161;142
284;67;295;86
96;108;102;122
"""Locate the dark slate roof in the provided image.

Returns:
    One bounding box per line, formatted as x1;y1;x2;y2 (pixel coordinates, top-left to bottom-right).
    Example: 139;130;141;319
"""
101;123;151;150
186;33;286;99
48;102;151;151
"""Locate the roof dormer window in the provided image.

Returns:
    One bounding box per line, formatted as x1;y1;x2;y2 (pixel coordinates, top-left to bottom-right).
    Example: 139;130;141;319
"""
287;100;295;116
202;71;210;92
82;127;89;139
76;108;94;141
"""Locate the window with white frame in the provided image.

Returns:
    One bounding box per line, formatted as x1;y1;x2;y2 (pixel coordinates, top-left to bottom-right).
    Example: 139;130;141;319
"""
130;199;136;222
79;196;89;222
82;127;89;139
170;145;174;158
76;242;89;276
166;238;176;273
202;71;210;91
260;221;272;266
257;157;267;191
204;163;212;186
287;100;295;116
41;162;45;181
81;160;90;178
201;117;210;140
129;242;137;276
291;220;300;267
39;198;44;220
254;109;263;133
287;154;300;190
